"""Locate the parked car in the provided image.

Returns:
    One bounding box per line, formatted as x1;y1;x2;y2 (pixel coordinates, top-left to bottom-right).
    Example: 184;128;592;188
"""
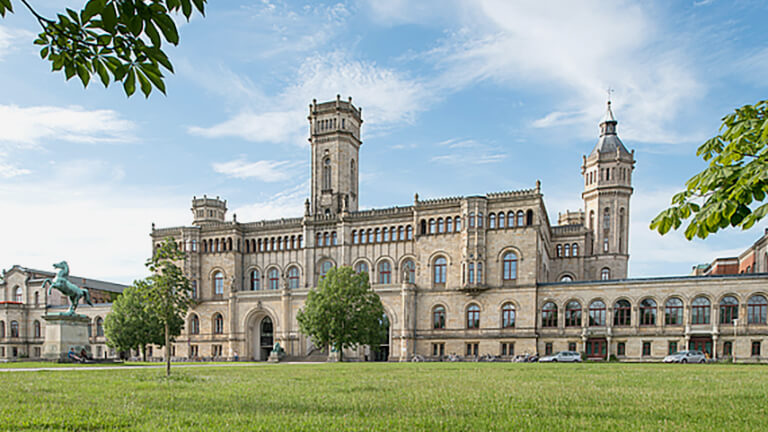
663;350;707;363
538;351;582;362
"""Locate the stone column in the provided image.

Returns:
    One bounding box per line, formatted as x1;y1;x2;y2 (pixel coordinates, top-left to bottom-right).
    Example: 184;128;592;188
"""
399;282;415;362
281;288;292;354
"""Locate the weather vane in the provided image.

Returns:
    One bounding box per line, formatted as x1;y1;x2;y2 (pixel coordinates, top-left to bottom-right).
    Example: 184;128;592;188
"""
606;87;614;103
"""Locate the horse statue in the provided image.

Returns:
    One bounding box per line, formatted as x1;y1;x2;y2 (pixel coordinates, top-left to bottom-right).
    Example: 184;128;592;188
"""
41;261;93;316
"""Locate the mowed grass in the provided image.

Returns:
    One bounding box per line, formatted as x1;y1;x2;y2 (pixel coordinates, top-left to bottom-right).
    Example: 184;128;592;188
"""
1;363;767;431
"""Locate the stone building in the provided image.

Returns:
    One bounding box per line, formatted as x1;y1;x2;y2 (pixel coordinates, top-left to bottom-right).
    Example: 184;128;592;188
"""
0;265;125;360
148;95;768;363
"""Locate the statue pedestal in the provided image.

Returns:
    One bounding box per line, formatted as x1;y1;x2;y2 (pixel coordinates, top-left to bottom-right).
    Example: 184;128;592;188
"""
42;314;91;361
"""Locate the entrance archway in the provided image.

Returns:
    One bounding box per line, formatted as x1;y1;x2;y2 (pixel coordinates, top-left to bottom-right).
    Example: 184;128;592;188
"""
372;315;390;361
246;311;276;361
260;317;274;360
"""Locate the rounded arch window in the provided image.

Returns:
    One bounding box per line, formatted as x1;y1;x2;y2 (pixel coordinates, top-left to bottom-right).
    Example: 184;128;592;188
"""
665;298;684;325
560;275;573;282
541;302;557;328
190;315;200;335
433;257;447;285
565;301;581;327
354;261;369;276
10;320;19;338
501;303;515;328
250;270;261;290
466;304;480;329
691;296;711;325
268;268;280;290
502;252;518;281
34;320;41;338
287;267;300;289
748;295;767;324
322;157;332;190
489;213;496;229
433;305;446;329
96;317;104;336
213;271;224;295
402;260;415;283
588;300;606;326
377;261;392;284
319;261;334;279
600;268;611;280
719;296;739;324
613;300;631;326
213;314;224;334
640;298;657;326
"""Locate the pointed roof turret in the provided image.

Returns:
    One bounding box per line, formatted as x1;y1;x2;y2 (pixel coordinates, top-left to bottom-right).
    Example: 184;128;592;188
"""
590;100;630;158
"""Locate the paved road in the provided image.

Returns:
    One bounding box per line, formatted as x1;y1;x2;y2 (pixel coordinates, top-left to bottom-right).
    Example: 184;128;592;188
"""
0;362;324;372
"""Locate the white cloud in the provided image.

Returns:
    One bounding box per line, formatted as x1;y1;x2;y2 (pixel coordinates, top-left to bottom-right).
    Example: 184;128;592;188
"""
0;104;135;149
0;152;30;178
0;26;34;61
189;52;432;145
212;158;300;182
231;181;308;222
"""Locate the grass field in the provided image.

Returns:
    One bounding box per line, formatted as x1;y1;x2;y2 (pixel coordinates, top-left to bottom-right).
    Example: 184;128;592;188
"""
1;362;767;431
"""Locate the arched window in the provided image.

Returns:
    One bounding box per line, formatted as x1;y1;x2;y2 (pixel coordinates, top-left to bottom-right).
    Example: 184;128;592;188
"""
454;216;461;232
719;296;739;324
0;320;4;338
352;261;367;274
572;243;578;257
250;270;260;290
603;207;610;231
34;291;39;305
287;267;300;289
691;297;711;324
96;317;104;336
14;286;22;302
588;300;606;326
433;306;446;329
516;211;524;227
350;159;356;194
556;244;562;257
640;299;657;326
665;298;683;325
564;244;570;257
429;219;436;234
466;304;480;329
526;209;533;226
507;211;515;227
477;262;483;283
213;314;224;334
322;157;331;190
367;229;374;244
34;320;41;338
433;257;447;285
324;232;330;246
383;227;389;242
352;230;358;244
468;263;475;284
613;300;631;326
213;271;224;295
502;252;518;281
501;303;515;328
469;212;475;228
489;213;496;229
560;275;573;282
601;268;610;280
190;315;200;335
378;261;392;284
406;225;413;240
402;260;415;283
446;217;453;233
268;268;280;290
331;232;338;245
589;210;595;231
748;295;767;324
619;208;625;252
437;218;444;233
541;302;557;328
497;212;505;228
10;320;19;338
565;301;581;327
477;212;484;228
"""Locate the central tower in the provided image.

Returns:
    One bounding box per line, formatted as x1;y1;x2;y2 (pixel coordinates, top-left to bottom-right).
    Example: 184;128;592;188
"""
309;95;363;216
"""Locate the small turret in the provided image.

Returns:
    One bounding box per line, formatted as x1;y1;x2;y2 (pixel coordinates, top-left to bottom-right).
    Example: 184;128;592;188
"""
191;195;227;225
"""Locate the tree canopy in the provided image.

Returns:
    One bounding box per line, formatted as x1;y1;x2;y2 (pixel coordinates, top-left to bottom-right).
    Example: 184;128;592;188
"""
651;99;768;239
103;278;183;360
0;0;206;97
144;237;194;375
297;267;387;361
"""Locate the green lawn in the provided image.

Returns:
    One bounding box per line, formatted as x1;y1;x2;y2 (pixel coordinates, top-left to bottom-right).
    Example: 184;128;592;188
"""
1;363;766;431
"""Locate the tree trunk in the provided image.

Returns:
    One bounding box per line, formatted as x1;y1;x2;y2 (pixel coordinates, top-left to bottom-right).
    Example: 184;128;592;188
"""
141;345;146;362
338;343;343;362
165;320;171;377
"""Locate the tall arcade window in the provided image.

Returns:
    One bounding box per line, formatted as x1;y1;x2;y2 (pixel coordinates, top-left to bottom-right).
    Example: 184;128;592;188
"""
322;157;331;190
468;263;475;284
406;225;413;239
466;304;480;329
507;211;515;227
498;212;505;228
213;271;224;295
719;296;739;324
601;268;611;280
588;300;606;326
501;303;515;328
287;267;300;289
14;286;22;302
96;317;104;337
319;261;333;279
354;261;369;275
446;217;453;232
433;257;447;285
640;299;657;326
433;306;446;329
10;321;19;338
748;295;768;324
613;300;631;326
516;211;524;227
565;301;582;327
402;260;415;283
572;243;579;257
478;212;484;227
34;320;41;338
603;207;610;230
502;252;518;281
190;315;200;335
268;268;280;290
489;213;496;228
213;314;224;334
541;302;558;328
378;261;392;284
477;263;483;283
469;212;475;228
250;270;261;290
665;298;684;325
454;217;461;232
429;219;436;234
691;297;711;325
0;320;4;338
437;218;445;233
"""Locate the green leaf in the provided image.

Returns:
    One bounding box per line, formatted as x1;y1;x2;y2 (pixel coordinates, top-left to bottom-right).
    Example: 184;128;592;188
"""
137;69;152;97
81;0;106;22
40;46;50;59
94;58;110;87
154;13;179;44
102;3;118;32
123;68;136;96
76;63;91;87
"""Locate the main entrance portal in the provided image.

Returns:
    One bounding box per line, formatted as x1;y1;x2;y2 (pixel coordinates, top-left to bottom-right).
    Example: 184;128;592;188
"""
260;317;274;360
372;316;390;361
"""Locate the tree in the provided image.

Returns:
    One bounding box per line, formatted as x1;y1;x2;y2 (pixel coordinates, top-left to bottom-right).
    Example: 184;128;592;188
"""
0;0;206;97
103;279;183;361
144;237;194;376
297;267;387;362
651;100;768;239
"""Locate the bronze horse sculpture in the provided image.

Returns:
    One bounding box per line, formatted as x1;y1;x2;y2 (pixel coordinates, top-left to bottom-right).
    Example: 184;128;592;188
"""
41;261;93;315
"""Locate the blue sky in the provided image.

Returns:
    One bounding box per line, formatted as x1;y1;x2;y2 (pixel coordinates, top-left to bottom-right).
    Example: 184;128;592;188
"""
1;0;768;283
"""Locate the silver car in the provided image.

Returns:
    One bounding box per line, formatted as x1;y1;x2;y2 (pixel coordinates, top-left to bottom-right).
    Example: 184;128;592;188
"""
538;351;582;362
663;350;707;363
